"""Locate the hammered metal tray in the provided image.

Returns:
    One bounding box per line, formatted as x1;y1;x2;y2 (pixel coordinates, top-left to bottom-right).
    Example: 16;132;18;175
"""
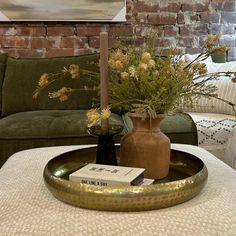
43;146;208;211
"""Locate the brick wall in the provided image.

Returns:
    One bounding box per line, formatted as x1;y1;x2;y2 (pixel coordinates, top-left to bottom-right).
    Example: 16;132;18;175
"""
0;0;236;60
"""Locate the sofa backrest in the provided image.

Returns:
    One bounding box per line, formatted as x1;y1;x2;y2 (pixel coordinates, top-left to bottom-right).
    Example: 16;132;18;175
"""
1;54;100;117
0;54;7;116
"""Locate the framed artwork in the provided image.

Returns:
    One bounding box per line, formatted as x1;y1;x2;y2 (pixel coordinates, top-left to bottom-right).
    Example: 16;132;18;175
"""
0;0;126;22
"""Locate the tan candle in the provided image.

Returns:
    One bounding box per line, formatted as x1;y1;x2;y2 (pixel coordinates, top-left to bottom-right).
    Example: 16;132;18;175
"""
100;31;109;132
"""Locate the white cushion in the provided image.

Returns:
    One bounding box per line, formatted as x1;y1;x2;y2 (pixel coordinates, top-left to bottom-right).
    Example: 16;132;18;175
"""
187;112;236;169
184;53;213;63
184;60;236;115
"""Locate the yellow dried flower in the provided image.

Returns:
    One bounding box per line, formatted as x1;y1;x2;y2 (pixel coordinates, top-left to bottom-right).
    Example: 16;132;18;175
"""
148;59;155;68
48;87;71;100
59;94;68;102
69;64;79;79
101;107;111;119
121;71;129;79
141;52;151;62
206;33;221;49
128;66;136;77
33;90;39;99
38;73;49;87
86;108;101;128
108;59;116;68
110;49;127;62
138;63;148;71
114;60;123;70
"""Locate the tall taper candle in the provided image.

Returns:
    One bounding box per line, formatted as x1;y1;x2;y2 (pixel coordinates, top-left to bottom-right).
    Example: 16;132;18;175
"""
100;31;109;132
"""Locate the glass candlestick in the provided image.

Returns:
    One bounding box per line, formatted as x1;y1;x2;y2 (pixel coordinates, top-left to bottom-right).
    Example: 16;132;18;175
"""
88;125;123;166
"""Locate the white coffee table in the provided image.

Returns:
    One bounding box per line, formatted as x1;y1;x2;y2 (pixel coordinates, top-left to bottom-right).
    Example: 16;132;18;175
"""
0;144;236;236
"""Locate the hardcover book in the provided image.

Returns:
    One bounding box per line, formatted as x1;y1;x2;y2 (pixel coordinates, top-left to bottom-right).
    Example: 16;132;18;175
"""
69;163;145;186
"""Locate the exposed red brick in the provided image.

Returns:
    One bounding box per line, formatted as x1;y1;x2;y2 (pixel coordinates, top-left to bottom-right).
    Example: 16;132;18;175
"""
160;3;181;13
16;26;46;36
1;36;16;47
0;27;17;36
16;49;44;58
76;25;103;36
121;36;145;47
31;38;52;49
89;37;100;49
155;38;175;48
148;13;176;25
200;12;210;23
190;14;200;22
179;25;192;36
221;12;236;23
209;13;220;23
134;1;159;12
199;36;207;47
60;37;75;48
209;24;222;35
15;37;30;48
47;26;75;36
182;2;210;12
0;0;236;61
182;3;193;11
164;26;178;37
30;27;46;37
74;37;88;48
192;24;208;36
0;48;17;57
108;25;133;37
178;37;196;47
136;13;148;24
16;27;31;36
46;48;74;57
46;36;61;48
186;48;201;54
221;25;235;34
177;13;185;24
218;0;235;12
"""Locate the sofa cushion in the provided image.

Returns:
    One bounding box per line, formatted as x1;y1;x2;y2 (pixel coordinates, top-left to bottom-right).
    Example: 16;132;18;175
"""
2;54;100;116
122;112;198;145
0;110;124;139
184;61;236;116
0;110;125;167
0;54;7;115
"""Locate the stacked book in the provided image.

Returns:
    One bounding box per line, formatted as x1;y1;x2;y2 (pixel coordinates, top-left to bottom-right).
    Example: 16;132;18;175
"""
69;163;154;186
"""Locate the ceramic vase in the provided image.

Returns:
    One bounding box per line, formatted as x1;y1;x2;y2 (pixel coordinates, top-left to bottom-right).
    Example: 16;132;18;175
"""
120;113;170;179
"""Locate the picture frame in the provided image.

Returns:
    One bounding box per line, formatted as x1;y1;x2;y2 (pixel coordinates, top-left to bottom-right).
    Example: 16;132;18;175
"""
0;0;126;22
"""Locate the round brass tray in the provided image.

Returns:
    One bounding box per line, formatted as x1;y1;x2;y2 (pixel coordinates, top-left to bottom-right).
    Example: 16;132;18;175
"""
44;146;208;211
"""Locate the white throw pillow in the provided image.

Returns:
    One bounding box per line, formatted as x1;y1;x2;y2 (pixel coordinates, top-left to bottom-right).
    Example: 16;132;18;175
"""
184;53;213;63
184;60;236;115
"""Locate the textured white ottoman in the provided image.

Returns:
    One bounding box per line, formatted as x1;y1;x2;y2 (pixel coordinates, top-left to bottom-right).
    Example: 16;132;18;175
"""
0;144;236;236
226;127;236;169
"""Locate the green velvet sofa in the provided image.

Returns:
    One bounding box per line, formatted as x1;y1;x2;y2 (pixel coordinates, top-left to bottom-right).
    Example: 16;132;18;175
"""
0;53;198;168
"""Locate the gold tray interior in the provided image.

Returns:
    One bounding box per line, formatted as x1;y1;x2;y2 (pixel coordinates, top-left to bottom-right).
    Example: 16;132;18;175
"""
44;146;208;211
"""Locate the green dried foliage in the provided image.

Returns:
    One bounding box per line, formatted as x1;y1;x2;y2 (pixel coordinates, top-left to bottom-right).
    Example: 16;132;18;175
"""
108;34;236;118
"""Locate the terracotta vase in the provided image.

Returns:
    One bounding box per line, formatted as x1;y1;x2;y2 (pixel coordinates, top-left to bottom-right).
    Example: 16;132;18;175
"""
120;113;170;179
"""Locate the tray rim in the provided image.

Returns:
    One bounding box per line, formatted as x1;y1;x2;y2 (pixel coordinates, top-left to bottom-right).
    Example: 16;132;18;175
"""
43;146;208;211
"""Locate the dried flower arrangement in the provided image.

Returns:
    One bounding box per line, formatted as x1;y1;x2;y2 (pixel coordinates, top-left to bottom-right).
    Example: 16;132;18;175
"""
33;33;236;126
107;33;236;118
